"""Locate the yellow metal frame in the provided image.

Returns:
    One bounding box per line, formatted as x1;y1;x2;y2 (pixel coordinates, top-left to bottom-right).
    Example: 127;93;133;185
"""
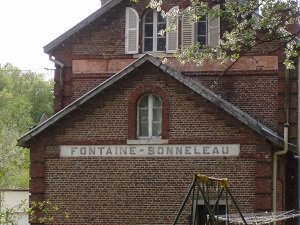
193;174;229;188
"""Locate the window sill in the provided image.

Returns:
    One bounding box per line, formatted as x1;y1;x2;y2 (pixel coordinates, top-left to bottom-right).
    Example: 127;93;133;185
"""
127;139;169;145
133;53;174;59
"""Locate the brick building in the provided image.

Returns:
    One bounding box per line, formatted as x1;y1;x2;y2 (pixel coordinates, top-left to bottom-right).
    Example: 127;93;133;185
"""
18;0;299;224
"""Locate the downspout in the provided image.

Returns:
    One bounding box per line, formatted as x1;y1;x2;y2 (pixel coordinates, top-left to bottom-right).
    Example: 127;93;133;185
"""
272;123;289;216
49;55;65;110
272;66;290;224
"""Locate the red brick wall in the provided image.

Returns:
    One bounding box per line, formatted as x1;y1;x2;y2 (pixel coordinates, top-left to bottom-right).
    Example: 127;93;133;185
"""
72;3;127;57
190;73;278;131
50;0;284;134
40;0;298;223
43;157;258;224
29;64;276;224
71;75;110;100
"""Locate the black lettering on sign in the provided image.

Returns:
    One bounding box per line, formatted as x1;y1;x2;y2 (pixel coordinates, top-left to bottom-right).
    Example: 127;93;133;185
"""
71;147;77;155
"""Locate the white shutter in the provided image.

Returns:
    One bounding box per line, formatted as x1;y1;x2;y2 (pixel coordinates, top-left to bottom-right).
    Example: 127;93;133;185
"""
125;7;139;54
181;13;195;48
208;5;220;47
166;6;179;53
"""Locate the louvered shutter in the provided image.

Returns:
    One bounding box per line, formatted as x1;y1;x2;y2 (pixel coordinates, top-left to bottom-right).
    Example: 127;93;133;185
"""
181;13;195;48
125;7;139;54
166;6;179;53
208;5;220;47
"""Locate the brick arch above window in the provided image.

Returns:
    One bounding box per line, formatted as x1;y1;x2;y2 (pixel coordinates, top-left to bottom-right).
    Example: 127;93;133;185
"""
128;84;169;140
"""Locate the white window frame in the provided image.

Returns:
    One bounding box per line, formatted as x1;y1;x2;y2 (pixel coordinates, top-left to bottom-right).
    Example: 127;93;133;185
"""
137;93;162;139
143;10;166;53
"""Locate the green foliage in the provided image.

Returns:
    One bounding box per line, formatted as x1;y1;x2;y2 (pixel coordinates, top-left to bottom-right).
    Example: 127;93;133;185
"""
0;198;26;225
0;125;29;188
0;90;32;133
0;198;69;224
0;64;54;125
30;200;61;223
0;63;54;189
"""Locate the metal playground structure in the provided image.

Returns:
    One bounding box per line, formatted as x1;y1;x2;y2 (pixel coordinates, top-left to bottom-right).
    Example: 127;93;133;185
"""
172;174;300;225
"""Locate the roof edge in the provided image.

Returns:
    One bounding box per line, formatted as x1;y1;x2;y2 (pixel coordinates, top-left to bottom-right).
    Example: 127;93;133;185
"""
18;54;294;153
17;54;150;146
44;0;121;54
140;55;296;152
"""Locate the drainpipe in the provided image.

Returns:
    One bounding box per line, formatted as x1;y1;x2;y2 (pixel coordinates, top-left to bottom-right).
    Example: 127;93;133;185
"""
49;55;64;68
272;66;290;224
272;123;289;222
49;55;65;110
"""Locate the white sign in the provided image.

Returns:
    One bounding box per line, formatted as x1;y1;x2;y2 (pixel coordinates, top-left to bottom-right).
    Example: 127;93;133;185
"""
60;144;240;157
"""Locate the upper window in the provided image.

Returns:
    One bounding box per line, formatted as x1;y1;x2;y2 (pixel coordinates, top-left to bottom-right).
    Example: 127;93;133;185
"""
182;6;220;48
137;94;162;139
125;7;178;54
196;15;207;47
143;10;166;52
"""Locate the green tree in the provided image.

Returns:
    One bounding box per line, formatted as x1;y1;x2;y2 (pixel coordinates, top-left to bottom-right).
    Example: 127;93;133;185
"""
0;63;54;189
0;89;32;133
0;64;54;124
0;125;29;188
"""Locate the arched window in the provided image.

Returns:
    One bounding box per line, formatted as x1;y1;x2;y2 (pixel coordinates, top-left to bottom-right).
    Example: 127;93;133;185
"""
137;93;162;138
143;10;166;52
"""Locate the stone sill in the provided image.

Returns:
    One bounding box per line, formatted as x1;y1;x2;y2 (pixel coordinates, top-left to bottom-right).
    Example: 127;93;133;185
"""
127;139;169;145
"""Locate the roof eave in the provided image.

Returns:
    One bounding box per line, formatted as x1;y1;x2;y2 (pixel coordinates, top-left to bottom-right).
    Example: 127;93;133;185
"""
18;54;295;153
17;54;149;146
43;0;121;54
141;56;297;152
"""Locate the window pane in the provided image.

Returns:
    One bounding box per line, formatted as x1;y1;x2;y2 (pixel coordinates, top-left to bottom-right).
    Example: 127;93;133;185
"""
152;122;162;136
197;36;206;46
157;12;165;22
152;95;161;107
144;10;167;53
138;94;162;138
152;108;162;122
145;11;153;23
197;15;207;47
152;94;162;137
199;15;206;21
139;123;149;136
144;38;153;51
197;22;206;35
157;23;166;36
139;95;148;108
139;109;148;122
157;37;166;51
145;24;153;37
